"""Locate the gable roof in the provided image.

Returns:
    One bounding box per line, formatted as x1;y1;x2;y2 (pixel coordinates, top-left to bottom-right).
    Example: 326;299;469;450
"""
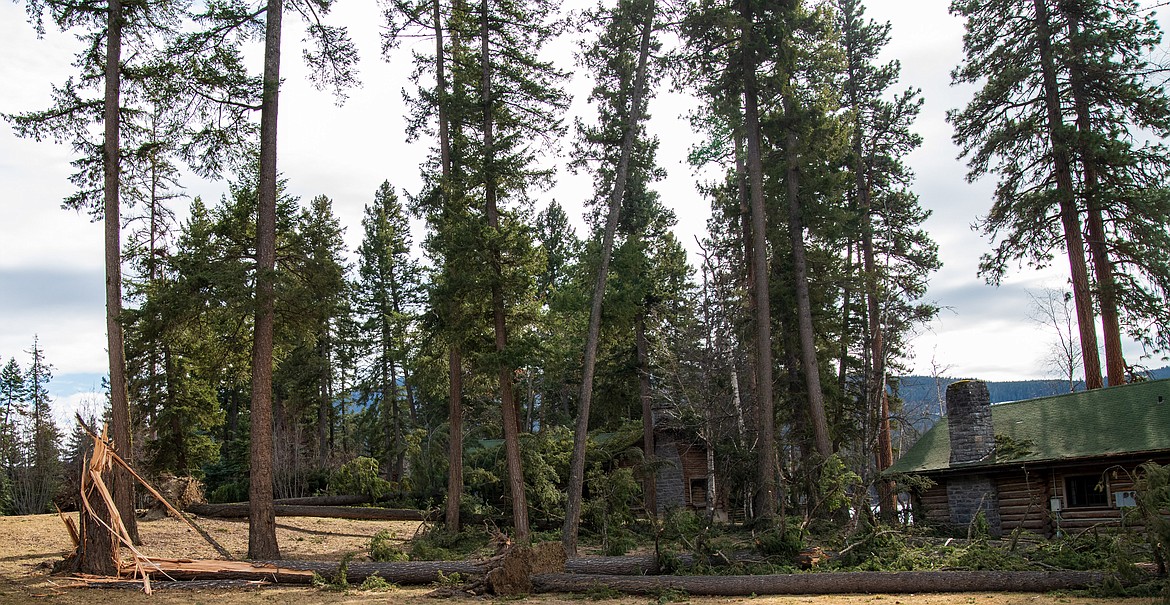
887;378;1170;474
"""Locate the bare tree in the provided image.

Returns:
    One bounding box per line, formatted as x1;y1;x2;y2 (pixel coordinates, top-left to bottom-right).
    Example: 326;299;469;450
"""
1027;288;1082;392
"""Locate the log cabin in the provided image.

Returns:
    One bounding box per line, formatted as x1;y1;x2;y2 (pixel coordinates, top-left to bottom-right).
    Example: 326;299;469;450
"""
887;378;1170;537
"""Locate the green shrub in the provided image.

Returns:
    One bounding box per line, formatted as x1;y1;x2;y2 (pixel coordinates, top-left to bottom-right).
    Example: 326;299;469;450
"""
410;526;491;561
358;574;396;592
754;518;803;560
369;530;408;562
331;456;394;501
208;481;248;504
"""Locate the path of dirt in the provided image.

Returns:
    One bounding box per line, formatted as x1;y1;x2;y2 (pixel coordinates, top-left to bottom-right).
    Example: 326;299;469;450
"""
0;513;1155;605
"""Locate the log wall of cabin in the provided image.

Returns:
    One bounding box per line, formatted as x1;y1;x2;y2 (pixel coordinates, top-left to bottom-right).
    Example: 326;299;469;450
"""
994;457;1169;536
677;442;710;509
995;470;1051;535
915;456;1169;536
918;483;950;525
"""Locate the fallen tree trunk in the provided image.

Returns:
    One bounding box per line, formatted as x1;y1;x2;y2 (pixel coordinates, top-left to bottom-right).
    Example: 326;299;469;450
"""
531;570;1107;595
129;559;316;583
186;503;427;521
133;558;484;584
565;555;657;575
273;495;371;506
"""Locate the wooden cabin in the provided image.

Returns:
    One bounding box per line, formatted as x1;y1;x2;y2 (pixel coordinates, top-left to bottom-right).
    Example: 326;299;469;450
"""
651;429;724;517
887;378;1170;537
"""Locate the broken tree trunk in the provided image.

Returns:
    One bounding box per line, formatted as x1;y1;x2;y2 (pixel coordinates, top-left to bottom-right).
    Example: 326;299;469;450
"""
132;558;481;583
186;503;427;521
531;570;1107;595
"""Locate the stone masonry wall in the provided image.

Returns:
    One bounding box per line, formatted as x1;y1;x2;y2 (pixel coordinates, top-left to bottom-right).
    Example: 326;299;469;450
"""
946;380;994;465
946;474;1003;537
655;439;685;513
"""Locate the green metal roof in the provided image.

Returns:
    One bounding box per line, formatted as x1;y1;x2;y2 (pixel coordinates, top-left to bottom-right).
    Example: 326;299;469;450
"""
887;378;1170;474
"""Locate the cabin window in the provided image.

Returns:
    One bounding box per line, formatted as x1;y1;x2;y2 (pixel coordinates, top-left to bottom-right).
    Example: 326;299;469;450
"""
1064;475;1108;508
689;478;708;507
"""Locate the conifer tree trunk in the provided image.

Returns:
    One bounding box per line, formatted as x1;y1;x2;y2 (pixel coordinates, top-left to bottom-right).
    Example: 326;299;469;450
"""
781;94;832;460
249;0;283;560
480;0;529;543
850;99;894;518
740;0;778;519
1032;0;1103;390
446;346;463;531
1065;10;1125;386
635;312;656;516
100;0;140;549
563;0;655;555
434;0;464;534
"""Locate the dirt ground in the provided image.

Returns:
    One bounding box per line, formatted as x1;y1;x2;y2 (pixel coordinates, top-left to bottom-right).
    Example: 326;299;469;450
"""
0;513;1159;605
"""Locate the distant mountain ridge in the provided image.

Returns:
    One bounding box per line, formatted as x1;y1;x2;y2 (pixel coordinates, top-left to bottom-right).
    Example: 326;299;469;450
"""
892;365;1170;437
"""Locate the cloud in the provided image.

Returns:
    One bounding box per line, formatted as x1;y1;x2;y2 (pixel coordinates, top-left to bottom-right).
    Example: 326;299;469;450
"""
0;268;108;375
53;388;106;436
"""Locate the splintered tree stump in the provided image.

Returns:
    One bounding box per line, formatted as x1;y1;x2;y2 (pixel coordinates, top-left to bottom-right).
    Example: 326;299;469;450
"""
530;570;1109;596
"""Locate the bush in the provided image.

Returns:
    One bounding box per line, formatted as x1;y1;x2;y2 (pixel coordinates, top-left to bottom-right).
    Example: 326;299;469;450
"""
208;481;248;504
369;530;408;562
358;574;396;592
332;456;394;501
409;526;491;561
755;518;804;560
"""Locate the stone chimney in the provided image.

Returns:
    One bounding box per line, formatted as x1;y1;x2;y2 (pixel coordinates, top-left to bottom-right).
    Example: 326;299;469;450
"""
943;379;1001;537
946;379;994;465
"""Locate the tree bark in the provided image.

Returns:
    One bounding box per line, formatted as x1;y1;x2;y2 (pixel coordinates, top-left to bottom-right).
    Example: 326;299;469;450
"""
479;0;529;543
446;346;464;531
433;0;464;535
740;0;777;519
635;312;656;516
100;0;140;549
1032;0;1102;391
782;93;833;460
1065;10;1125;386
249;0;283;560
563;0;656;556
853;106;894;520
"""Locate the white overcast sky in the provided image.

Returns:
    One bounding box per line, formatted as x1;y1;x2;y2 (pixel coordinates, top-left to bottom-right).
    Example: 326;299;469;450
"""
1;0;1167;425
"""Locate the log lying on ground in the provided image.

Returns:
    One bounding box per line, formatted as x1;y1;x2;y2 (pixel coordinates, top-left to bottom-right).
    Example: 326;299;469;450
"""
273;495;371;506
531;570;1107;596
128;559;316;583
186;503;427;521
133;558;484;584
565;555;657;575
262;560;485;583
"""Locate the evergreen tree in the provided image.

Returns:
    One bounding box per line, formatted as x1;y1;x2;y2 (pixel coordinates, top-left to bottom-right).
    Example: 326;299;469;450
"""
950;0;1103;389
837;0;939;521
354;182;419;479
10;339;62;516
1059;0;1170;366
564;0;659;554
0;358;28;514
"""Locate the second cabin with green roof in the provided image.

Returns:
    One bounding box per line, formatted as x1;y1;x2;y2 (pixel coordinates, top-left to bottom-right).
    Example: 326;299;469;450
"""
886;378;1170;537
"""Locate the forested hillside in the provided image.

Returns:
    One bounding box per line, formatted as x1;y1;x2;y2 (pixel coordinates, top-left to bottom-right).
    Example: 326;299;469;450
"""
2;0;1169;565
